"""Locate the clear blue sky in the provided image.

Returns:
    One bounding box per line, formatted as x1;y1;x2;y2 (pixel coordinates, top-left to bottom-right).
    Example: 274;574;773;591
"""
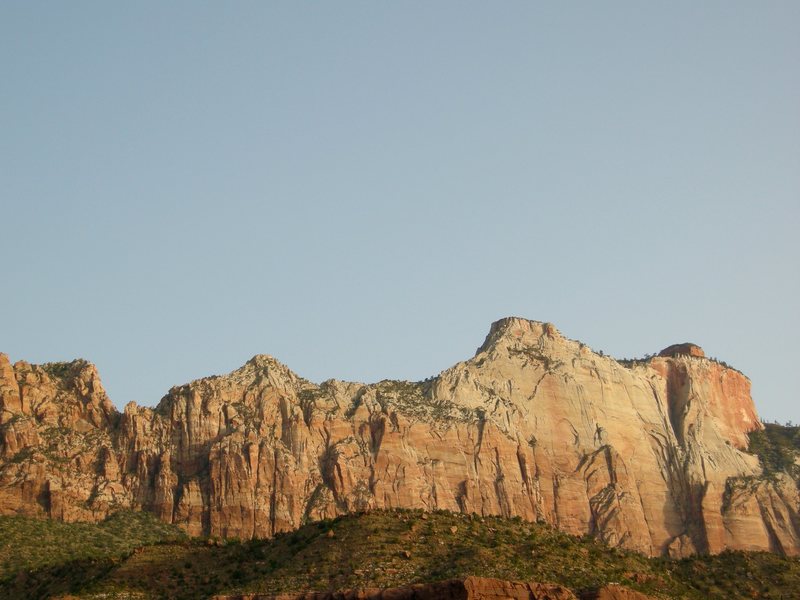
1;2;798;424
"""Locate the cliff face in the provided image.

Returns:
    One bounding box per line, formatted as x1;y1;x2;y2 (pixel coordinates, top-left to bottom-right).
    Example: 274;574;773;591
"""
1;318;797;557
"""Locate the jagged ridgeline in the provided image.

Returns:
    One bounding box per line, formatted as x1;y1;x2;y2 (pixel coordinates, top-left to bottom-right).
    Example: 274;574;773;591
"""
1;318;798;558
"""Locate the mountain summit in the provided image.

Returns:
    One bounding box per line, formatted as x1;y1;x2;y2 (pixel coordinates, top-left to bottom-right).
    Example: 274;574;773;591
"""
1;318;797;557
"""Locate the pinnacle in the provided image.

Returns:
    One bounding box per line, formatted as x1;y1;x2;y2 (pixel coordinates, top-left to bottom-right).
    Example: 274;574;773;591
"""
476;317;560;355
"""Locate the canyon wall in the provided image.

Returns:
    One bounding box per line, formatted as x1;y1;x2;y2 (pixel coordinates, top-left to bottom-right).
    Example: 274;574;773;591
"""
1;318;797;557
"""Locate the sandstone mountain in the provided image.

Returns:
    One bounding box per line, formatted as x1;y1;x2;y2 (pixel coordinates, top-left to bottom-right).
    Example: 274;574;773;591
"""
1;318;797;557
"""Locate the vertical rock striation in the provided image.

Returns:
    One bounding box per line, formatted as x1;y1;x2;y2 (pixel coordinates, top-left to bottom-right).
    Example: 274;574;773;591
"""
0;318;797;557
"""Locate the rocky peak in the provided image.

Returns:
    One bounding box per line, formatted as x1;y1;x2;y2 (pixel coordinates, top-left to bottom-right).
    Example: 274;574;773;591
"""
475;317;562;355
0;353;13;377
235;354;308;392
0;356;117;430
245;354;286;369
658;343;705;358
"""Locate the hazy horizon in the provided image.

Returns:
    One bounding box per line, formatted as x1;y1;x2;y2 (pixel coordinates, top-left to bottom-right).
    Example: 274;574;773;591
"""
2;2;798;423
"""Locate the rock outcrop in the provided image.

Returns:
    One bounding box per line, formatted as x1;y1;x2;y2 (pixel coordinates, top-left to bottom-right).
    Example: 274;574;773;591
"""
211;577;651;600
657;343;705;359
1;318;798;557
581;584;655;600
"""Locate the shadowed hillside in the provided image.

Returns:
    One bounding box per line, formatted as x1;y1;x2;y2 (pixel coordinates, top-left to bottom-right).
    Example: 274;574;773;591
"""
1;508;799;599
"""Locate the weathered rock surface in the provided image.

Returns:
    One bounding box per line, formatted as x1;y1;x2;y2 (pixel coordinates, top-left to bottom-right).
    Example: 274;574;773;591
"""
1;318;798;557
210;577;652;600
657;343;705;359
581;584;655;600
211;576;578;599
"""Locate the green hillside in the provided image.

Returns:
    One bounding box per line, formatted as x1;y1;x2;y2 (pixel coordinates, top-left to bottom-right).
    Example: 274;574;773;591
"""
1;508;799;600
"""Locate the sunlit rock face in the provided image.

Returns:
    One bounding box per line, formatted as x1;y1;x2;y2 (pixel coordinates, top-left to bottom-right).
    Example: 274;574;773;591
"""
1;318;797;557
